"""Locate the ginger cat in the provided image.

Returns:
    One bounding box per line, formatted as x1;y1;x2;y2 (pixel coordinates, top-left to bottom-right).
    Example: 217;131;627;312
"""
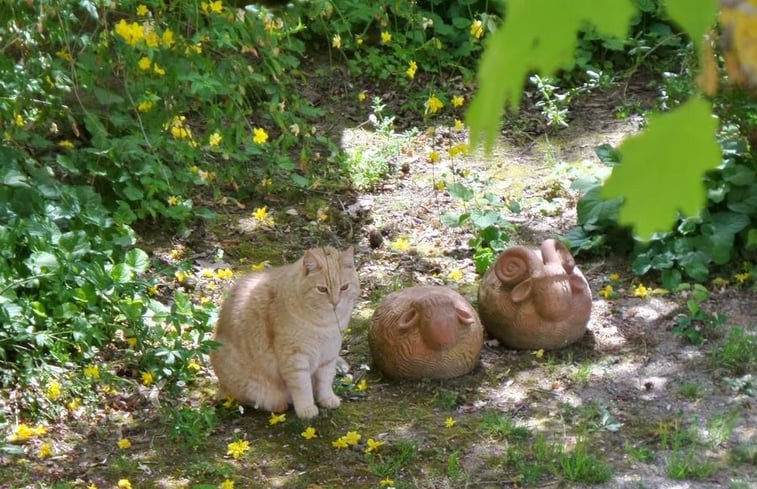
210;246;359;419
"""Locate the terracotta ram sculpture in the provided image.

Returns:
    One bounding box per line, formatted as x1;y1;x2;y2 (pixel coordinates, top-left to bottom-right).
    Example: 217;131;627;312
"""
369;286;483;379
478;239;592;350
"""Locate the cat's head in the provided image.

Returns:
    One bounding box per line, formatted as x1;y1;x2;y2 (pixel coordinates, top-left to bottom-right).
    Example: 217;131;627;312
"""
300;246;360;311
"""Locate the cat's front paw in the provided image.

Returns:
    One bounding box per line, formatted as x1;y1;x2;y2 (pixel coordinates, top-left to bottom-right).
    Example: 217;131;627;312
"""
319;395;341;410
295;403;319;419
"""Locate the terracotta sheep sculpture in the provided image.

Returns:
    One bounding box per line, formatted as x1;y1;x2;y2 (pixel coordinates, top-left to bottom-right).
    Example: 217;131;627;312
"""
477;239;592;350
369;286;483;379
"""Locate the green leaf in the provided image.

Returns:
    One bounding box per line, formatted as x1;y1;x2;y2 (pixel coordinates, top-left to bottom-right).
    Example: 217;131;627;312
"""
27;251;59;274
663;0;717;52
601;97;721;240
125;249;150;273
110;263;133;283
470;209;501;228
747;229;757;250
447;182;474;202
466;0;636;150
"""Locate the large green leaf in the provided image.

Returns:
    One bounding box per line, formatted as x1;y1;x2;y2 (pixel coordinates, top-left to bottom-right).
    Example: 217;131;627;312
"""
664;0;717;53
466;0;636;151
601;97;721;239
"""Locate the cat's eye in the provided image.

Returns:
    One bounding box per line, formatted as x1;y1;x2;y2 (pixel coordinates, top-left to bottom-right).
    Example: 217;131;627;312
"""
340;284;350;291
316;285;328;293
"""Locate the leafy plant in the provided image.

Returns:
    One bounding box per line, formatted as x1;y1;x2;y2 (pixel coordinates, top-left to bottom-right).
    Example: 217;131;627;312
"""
441;184;517;274
711;327;757;375
672;284;726;344
167;404;219;451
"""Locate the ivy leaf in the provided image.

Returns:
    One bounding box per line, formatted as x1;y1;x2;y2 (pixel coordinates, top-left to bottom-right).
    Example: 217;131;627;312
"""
466;0;636;151
601;97;720;240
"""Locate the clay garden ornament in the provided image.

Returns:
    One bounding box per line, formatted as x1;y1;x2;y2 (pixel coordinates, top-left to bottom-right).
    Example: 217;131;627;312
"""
369;285;484;379
478;239;592;350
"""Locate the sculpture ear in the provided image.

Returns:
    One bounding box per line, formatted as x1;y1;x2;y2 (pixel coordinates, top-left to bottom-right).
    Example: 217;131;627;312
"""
555;240;576;273
510;278;533;303
493;246;535;285
302;250;321;276
398;308;419;330
569;273;588;292
455;306;476;326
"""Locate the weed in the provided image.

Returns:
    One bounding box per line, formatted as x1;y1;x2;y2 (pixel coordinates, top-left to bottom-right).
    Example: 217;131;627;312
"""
447;450;466;481
570;360;594;386
667;451;716;480
711;327;757;375
706;411;739;448
368;439;419;478
478;410;531;440
167;404;218;450
432;388;464;410
556;442;613;484
673;284;727;344
678;382;706;399
624;440;655;463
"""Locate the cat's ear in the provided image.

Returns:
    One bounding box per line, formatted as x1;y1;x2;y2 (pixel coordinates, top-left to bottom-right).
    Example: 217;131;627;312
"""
340;247;355;268
302;250;322;275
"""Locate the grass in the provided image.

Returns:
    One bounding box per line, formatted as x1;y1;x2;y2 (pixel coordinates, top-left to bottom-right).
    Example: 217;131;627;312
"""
557;442;613;484
711;327;757;375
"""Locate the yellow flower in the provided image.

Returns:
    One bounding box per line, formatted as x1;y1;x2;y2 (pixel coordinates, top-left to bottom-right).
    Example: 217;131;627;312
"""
188;360;202;372
202;0;223;14
609;273;620;281
381;31;392;44
216;268;234;280
167;196;180;206
219;480;234;489
171;125;192;139
137;100;155;112
141;371;154;386
227;440;250;459
46;381;61;400
252;207;269;221
355;35;363;46
447;269;463;282
406;60;418;80
343;431;361;445
391;237;411;251
599;284;613;299
56;49;71;61
436;181;446;191
366;438;385;453
532;349;545;359
37;442;53;458
118;479;132;489
153;64;166;76
136;4;149;16
358;90;367;102
250;261;268;271
332;34;341;49
453;119;465;131
118;438;131;449
209;132;223;147
356;379;368;391
67;397;82;411
734;272;750;283
425;95;444;115
126;337;137;348
470;19;484;39
138;57;151;71
58;140;75;149
253;127;269;144
445;417;456;428
10;423;46;441
449;143;469;157
84;365;100;379
428;150;440;163
114;19;144;46
269;413;286;425
88;484;97;489
222;396;237;409
162;28;175;47
331;437;349;448
380;477;394;487
15;113;24;127
633;284;649;298
301;426;318;439
451;95;464;108
145;31;160;48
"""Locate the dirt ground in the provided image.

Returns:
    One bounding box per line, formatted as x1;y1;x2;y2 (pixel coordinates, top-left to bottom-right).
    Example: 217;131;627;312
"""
2;85;755;488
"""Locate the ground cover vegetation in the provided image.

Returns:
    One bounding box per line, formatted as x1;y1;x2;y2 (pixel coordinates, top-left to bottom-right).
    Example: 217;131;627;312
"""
1;0;756;487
